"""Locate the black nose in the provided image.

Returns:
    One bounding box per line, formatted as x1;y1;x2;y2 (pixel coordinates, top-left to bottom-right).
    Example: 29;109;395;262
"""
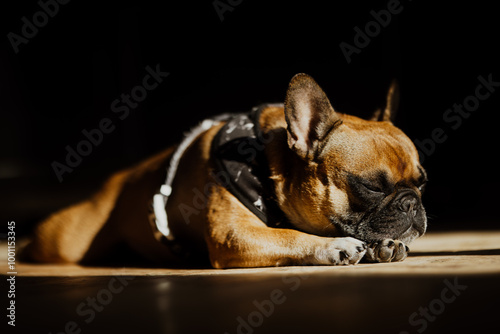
397;191;420;216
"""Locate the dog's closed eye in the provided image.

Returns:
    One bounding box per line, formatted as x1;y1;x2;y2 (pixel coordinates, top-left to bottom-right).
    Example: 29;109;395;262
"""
360;182;384;194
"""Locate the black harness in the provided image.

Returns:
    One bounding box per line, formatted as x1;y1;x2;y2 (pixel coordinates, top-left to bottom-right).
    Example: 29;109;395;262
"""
210;104;285;226
149;104;286;259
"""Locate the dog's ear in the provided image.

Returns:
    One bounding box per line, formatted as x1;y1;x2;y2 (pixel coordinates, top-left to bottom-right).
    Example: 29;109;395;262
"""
371;79;399;122
284;73;342;161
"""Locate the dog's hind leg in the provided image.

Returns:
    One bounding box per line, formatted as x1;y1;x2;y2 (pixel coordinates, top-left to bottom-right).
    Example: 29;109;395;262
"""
22;168;132;263
23;148;174;264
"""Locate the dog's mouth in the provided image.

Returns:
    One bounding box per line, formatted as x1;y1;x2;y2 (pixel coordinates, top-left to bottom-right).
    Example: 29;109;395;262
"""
331;209;427;244
393;220;426;244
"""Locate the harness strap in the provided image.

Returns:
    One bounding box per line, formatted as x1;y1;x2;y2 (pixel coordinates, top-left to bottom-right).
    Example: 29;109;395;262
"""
149;113;234;242
149;103;286;255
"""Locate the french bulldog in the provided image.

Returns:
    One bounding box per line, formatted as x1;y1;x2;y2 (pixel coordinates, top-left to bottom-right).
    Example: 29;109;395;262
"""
23;73;427;268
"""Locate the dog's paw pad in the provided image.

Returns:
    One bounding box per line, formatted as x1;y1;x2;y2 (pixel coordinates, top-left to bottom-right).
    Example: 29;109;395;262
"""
364;239;409;263
319;237;367;266
339;251;349;262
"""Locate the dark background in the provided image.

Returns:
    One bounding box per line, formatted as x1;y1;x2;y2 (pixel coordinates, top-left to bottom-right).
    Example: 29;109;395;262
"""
0;0;498;236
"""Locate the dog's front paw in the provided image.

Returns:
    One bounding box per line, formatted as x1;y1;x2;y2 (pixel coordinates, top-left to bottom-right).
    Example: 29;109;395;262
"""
364;239;408;263
316;237;367;265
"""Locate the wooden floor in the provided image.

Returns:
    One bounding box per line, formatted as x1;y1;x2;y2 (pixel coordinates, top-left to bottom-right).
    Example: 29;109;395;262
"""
3;230;500;333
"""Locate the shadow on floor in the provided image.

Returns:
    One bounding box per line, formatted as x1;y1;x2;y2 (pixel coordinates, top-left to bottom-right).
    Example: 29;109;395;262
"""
410;248;500;256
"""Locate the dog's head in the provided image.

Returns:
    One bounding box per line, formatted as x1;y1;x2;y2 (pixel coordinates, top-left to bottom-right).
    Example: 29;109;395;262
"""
275;73;427;244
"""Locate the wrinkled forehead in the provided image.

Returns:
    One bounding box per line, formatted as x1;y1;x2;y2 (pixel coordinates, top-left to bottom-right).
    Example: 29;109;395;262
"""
326;122;421;181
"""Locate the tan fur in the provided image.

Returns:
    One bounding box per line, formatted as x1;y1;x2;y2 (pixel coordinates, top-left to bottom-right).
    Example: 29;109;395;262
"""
24;75;424;268
24;148;175;263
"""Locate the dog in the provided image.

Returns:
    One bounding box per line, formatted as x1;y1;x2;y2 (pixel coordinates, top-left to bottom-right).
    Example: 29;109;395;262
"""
23;73;427;268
